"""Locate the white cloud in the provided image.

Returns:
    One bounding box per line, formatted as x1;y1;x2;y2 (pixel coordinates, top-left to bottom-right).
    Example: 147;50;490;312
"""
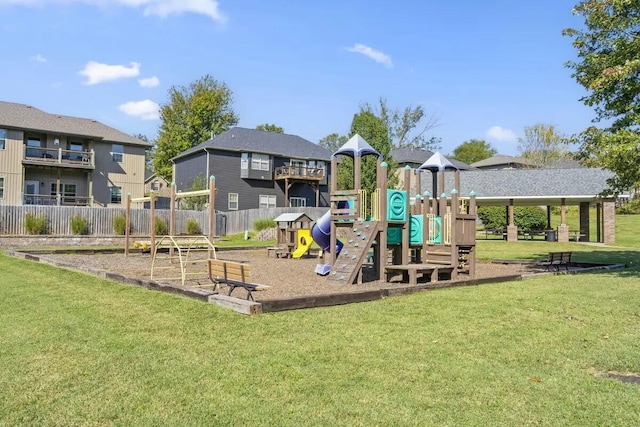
486;126;518;142
138;76;160;88
4;0;227;23
32;53;47;63
79;61;140;85
119;99;160;120
347;44;393;68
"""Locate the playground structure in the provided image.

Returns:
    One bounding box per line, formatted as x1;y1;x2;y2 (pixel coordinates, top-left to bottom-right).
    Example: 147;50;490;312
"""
272;213;315;258
125;176;218;285
313;134;477;285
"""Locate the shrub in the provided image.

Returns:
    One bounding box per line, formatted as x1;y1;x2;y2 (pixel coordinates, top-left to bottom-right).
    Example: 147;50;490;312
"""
254;217;276;232
25;213;47;235
185;218;201;235
70;214;89;235
113;214;127;235
477;206;547;231
154;216;167;235
617;198;640;215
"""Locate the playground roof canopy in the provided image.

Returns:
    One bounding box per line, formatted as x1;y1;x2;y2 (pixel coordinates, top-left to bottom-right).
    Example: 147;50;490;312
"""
417;152;459;172
333;134;382;159
273;213;314;223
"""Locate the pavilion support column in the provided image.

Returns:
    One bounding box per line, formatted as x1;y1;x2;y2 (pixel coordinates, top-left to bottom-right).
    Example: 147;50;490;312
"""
507;199;518;242
546;206;552;229
596;202;602;243
603;198;616;244
579;202;590;242
557;198;569;243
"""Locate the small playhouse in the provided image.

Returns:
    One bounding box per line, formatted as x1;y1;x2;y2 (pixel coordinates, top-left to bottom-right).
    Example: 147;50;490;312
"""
312;134;477;286
272;212;314;258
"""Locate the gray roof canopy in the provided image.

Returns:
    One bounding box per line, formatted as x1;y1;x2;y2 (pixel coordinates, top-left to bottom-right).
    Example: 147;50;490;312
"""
389;147;476;170
419;168;617;205
174;127;332;161
333;134;382;158
417;151;459;172
0;101;148;146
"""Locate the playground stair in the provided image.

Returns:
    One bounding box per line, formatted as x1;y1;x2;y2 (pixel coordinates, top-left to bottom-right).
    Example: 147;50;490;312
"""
327;220;379;285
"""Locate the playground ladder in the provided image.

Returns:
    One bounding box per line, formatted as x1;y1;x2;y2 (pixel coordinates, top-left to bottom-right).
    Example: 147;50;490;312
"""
327;220;379;285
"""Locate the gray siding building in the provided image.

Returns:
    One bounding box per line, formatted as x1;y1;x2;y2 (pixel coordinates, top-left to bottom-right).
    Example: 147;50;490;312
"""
172;127;332;212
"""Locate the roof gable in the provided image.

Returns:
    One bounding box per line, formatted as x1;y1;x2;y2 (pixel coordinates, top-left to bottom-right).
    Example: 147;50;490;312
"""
174;127;331;161
0;101;149;146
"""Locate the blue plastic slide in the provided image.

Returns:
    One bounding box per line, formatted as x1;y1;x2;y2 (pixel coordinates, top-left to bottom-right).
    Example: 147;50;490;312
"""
312;210;343;275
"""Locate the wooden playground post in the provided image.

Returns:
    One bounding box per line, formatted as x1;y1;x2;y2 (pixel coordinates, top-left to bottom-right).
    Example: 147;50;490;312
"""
402;166;411;265
149;191;156;253
208;175;216;258
330;156;338;269
377;160;388;281
170;182;176;258
125;193;131;256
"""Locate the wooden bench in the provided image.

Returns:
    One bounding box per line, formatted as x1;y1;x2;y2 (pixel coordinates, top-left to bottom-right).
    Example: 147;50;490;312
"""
385;263;454;285
208;259;271;301
538;251;573;271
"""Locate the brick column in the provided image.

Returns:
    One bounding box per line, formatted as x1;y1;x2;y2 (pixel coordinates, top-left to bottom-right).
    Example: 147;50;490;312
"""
579;202;590;242
557;198;569;243
603;198;616;244
507;199;517;242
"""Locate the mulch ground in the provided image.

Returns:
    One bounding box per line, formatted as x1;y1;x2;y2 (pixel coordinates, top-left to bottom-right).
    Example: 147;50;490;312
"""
41;248;540;300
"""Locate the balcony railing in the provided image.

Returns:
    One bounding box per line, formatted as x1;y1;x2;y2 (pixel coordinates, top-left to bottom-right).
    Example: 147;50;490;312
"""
23;194;94;206
23;147;95;169
274;166;325;181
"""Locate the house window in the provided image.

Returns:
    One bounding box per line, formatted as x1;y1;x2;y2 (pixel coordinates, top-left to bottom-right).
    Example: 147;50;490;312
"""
111;144;124;162
0;177;4;199
0;129;6;150
309;160;326;178
228;193;238;210
26;137;41;157
241;153;248;170
151;180;160;191
251;153;270;171
289;197;306;207
110;186;122;204
259;194;276;209
69;142;84;161
290;159;306;176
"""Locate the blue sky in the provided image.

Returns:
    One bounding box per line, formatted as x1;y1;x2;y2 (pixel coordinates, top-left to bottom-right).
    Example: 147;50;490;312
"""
1;0;592;156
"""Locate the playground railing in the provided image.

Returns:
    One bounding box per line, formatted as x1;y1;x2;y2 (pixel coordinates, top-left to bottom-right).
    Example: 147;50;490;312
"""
331;190;360;221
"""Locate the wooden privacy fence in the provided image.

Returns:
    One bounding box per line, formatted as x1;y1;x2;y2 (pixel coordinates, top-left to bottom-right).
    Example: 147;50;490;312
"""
223;207;329;235
0;205;331;237
0;205;226;237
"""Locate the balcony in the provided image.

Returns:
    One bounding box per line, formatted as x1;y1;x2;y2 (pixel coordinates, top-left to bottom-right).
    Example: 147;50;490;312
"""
274;166;325;181
23;147;95;170
23;194;94;206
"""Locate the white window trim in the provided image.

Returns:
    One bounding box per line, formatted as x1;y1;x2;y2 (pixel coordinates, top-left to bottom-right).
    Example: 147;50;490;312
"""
228;193;239;210
110;186;122;204
289;197;306;207
251;153;270;171
241;153;248;170
259;194;276;209
111;144;124;163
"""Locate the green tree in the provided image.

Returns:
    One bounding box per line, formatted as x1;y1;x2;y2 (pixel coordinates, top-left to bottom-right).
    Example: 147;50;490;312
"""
451;139;496;164
517;124;570;167
364;98;442;150
336;109;398;193
179;174;209;211
255;123;284;133
154;75;238;181
564;0;640;192
134;133;155;169
318;133;348;154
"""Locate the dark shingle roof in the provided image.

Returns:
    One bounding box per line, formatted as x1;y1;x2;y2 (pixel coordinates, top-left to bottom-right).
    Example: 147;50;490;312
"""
389;147;476;170
470;154;535;169
174;127;332;161
0;101;148;146
419;168;616;205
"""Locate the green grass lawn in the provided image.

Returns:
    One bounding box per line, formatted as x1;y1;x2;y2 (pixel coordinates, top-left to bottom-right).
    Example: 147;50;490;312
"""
2;243;640;425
